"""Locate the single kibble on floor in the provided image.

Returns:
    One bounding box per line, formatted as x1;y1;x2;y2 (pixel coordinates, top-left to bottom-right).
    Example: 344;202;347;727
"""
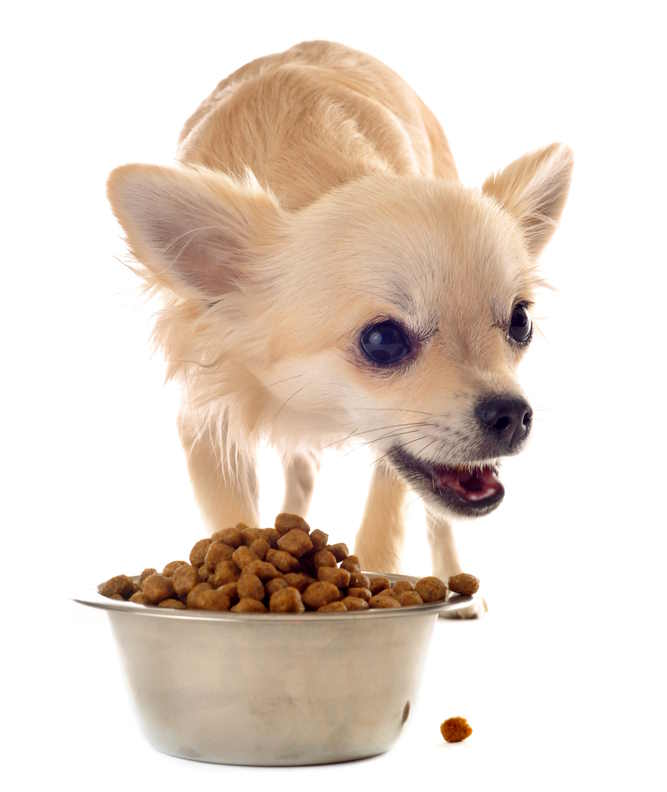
440;717;472;743
196;588;232;611
340;555;361;573
317;566;351;588
269;587;305;613
265;577;289;596
341;596;369;611
209;559;240;586
189;538;212;566
266;548;301;573
249;537;269;560
232;545;258;569
302;581;341;609
139;568;157;585
309;529;329;550
237;573;265;601
211;526;243;548
398;590;423;607
276;529;313;558
312;549;337;568
204;541;235;569
232;597;267;613
142;573;175;604
98;574;136;599
391;580;415;595
348;586;372;602
172;564;199;596
448;573;480;596
369;576;392;595
415;576;448;603
369;593;402;609
162;560;188;577
158;598;186;609
275;512;310;534
328;543;349;562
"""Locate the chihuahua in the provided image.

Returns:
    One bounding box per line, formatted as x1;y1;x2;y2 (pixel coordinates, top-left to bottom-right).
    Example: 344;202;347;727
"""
107;41;572;602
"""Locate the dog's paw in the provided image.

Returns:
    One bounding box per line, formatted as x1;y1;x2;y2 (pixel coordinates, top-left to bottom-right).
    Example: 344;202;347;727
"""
439;595;487;620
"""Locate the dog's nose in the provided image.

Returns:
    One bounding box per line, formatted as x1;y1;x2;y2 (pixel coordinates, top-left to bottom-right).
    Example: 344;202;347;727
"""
475;394;533;452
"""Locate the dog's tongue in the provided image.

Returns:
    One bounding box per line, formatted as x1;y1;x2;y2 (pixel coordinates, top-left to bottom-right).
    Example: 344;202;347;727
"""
432;465;503;502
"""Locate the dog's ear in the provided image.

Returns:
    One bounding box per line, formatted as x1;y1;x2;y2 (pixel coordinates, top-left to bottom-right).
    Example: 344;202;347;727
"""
107;164;282;297
483;143;573;256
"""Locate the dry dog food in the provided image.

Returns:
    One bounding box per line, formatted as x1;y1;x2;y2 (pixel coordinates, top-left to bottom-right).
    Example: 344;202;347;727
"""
98;513;476;614
440;716;473;743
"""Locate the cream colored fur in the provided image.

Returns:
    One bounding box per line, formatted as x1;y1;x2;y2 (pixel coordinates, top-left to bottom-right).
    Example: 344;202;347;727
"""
107;41;572;588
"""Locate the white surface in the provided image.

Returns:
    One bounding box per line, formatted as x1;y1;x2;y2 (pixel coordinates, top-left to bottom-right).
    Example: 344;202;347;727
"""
3;1;666;789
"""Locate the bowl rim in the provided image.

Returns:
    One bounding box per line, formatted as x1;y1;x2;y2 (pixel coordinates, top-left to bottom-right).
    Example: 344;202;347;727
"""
74;571;474;622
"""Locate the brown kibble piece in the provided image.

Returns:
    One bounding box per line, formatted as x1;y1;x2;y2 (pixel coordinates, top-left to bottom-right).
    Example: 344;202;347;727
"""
211;526;243;548
243;560;281;581
317;566;351;588
139;568;157;585
275;513;310;534
391;580;414;595
265;577;289;596
302;581;341;609
249;538;269;560
448;573;480;596
312;549;337;568
262;528;281;547
349;572;370;589
163;560;188;577
440;717;472;743
340;554;360;572
189;538;212;566
232;598;267;613
348;586;372;602
369;576;391;595
129;591;147;604
209;559;240;586
198;565;210;581
172;564;199;596
240;526;264;546
369;593;401;609
283;572;315;592
98;575;135;599
218;582;239;604
341;596;369;611
232;545;258;570
277;529;313;558
328;543;349;562
269;587;305;613
158;598;186;609
266;548;301;573
415;576;448;603
186;582;212;608
309;529;328;550
142;574;174;604
195;588;232;611
398;590;423;607
318;601;347;612
237;573;265;601
204;541;235;569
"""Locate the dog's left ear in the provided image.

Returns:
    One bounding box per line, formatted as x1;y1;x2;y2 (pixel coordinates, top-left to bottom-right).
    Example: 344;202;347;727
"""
483;143;573;256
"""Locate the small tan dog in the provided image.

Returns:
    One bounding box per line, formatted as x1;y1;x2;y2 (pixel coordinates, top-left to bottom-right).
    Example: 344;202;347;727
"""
107;41;572;598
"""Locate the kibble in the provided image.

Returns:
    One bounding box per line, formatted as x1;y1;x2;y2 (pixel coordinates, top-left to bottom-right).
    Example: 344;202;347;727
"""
440;717;472;743
448;573;479;596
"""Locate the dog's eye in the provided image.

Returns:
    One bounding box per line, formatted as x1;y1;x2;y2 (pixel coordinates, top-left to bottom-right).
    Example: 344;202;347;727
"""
508;303;532;345
360;320;412;366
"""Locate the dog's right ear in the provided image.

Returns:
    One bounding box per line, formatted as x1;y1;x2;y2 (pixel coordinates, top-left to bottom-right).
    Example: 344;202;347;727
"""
107;164;283;298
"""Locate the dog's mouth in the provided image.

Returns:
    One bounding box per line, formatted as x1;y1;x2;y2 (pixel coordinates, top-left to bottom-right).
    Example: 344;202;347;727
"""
389;447;505;516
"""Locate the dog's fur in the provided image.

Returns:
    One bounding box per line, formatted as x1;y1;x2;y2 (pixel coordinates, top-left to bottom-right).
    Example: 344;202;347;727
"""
107;41;572;585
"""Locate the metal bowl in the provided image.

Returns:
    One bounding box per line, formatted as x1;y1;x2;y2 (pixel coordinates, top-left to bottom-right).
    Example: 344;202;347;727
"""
75;573;473;766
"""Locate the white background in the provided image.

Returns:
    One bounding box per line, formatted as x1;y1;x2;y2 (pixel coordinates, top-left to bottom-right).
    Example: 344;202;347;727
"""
3;1;666;789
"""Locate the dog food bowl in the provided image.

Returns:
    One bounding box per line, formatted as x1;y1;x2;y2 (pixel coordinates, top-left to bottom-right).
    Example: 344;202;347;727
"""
75;573;473;766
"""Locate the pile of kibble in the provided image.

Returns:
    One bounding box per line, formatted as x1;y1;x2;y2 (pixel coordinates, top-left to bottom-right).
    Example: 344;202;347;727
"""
98;513;479;613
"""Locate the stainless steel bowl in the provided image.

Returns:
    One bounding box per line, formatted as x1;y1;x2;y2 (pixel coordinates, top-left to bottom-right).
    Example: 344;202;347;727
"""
75;573;473;766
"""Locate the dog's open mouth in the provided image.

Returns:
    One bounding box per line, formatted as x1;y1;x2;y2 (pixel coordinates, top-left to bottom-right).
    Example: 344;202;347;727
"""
389;448;505;516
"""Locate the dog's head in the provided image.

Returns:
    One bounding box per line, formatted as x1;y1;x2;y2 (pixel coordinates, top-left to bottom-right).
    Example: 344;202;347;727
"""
108;143;572;518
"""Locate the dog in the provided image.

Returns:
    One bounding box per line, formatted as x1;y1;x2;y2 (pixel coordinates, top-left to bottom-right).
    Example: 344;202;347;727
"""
107;40;572;606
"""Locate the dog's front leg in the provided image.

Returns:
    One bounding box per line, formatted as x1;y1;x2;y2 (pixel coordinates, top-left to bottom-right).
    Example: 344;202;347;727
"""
354;464;408;574
281;450;320;516
179;417;259;530
427;512;486;618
